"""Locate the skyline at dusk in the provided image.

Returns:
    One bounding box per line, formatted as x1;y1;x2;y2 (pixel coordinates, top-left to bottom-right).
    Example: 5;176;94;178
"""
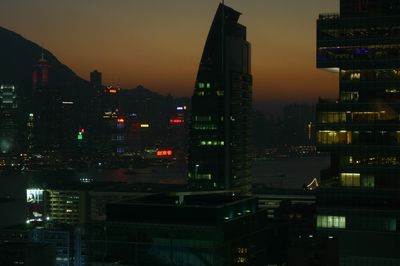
0;0;339;107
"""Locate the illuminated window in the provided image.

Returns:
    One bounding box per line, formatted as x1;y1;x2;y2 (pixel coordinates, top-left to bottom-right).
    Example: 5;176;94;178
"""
199;140;224;146
193;116;212;122
317;131;352;144
195;174;212;180
217;90;224;96
196;91;205;96
350;72;361;80
362;175;375;187
193;124;217;130
206;83;211;88
238;248;247;254
317;215;346;229
352;112;380;122
341;91;359;101
340;173;360;187
198;82;205;89
318;112;346;123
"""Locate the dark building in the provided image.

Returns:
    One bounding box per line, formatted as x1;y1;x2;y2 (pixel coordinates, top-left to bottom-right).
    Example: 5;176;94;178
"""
0;222;86;266
316;0;400;265
0;84;18;153
188;4;252;194
31;53;61;150
87;192;268;266
0;242;55;266
90;70;102;91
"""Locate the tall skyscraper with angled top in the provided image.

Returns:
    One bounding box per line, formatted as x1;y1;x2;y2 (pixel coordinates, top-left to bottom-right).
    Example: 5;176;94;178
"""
188;4;252;194
316;0;400;264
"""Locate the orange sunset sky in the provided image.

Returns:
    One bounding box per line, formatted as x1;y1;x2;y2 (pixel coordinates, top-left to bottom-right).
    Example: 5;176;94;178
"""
0;0;340;108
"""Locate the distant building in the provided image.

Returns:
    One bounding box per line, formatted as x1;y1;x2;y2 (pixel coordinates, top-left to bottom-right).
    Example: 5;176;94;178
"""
316;0;400;264
90;70;102;91
87;192;268;265
0;222;85;266
0;84;18;153
188;4;252;194
31;53;61;150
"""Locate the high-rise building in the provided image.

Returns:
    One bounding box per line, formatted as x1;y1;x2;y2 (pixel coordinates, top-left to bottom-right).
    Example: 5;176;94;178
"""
188;4;252;194
316;1;400;264
90;70;102;91
31;53;61;150
87;193;268;266
0;84;18;153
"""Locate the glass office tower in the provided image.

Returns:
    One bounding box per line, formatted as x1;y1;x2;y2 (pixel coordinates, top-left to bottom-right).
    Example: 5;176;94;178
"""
316;1;400;265
188;4;252;194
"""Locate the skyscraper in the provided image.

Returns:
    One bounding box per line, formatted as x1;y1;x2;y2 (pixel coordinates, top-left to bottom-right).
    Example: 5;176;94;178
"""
188;4;252;194
316;0;400;264
32;53;61;150
0;84;18;153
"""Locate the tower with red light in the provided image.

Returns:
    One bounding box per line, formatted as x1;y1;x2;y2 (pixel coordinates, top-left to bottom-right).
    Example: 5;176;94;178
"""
31;52;62;150
32;52;50;90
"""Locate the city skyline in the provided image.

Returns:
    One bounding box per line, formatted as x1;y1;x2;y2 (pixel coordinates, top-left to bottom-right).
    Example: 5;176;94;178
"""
0;0;339;107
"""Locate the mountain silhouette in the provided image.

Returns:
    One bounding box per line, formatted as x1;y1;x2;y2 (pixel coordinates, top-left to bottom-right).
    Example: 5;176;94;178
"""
0;26;93;104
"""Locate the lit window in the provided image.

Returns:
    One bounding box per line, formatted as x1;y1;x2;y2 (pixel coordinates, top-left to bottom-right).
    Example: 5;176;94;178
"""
340;173;360;187
206;83;211;88
193;116;212;122
350;72;361;80
317;130;352;144
217;90;224;96
317;215;346;229
198;82;205;89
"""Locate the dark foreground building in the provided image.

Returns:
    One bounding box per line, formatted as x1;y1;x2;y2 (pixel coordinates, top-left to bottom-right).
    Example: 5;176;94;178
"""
316;0;400;265
188;4;253;194
87;193;268;266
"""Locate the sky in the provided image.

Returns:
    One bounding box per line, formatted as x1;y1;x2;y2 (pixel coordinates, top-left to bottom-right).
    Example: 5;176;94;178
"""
0;0;340;111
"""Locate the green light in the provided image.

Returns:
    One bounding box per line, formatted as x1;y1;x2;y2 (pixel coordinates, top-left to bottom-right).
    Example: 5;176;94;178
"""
29;113;34;117
77;132;83;141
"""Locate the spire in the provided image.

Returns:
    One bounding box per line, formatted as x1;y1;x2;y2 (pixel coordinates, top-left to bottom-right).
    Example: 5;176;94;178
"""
38;49;48;63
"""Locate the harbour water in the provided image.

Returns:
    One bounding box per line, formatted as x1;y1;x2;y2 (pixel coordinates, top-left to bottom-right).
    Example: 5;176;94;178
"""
0;155;329;227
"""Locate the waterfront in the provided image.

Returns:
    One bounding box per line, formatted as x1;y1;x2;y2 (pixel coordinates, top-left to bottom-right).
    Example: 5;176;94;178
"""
0;155;329;228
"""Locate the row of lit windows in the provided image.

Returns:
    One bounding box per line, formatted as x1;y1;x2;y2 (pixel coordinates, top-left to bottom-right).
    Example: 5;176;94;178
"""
195;90;224;97
198;82;211;89
200;140;224;146
317;215;346;229
318;45;400;61
196;174;212;180
345;155;400;166
193;116;212;122
318;130;400;145
192;124;217;130
319;27;400;41
340;69;400;81
318;111;386;123
317;130;352;144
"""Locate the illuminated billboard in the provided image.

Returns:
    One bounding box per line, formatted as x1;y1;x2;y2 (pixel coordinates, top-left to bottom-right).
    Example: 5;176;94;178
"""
26;189;44;221
156;150;173;157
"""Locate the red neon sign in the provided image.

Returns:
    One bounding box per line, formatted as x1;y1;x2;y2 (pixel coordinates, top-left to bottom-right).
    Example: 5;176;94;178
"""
156;150;173;156
170;119;185;124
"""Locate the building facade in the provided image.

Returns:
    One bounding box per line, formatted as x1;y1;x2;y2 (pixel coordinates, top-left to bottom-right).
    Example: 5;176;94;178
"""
315;0;400;265
188;4;252;194
87;193;268;266
0;84;18;153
